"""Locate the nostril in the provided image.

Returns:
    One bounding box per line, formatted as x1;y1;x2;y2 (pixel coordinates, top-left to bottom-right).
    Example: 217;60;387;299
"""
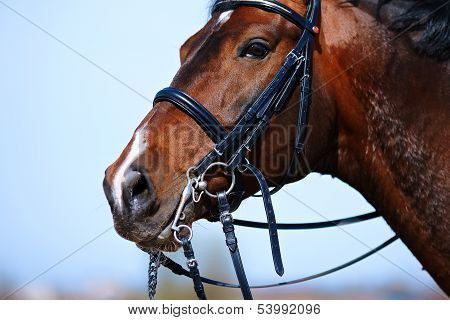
130;172;149;198
122;169;152;211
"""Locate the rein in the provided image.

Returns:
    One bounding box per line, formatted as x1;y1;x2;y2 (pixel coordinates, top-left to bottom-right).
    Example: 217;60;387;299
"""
147;0;398;300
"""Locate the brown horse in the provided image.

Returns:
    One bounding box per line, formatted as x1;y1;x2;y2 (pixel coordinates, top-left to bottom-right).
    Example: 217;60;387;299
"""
103;0;450;294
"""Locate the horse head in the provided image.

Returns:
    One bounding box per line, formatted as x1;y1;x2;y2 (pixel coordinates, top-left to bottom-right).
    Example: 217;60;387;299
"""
103;0;337;251
103;0;449;294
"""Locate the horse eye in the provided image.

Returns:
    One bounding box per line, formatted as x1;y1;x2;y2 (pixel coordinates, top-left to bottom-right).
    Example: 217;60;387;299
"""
241;41;270;59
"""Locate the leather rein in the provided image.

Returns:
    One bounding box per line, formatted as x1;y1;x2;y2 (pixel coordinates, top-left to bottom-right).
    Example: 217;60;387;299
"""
145;0;398;300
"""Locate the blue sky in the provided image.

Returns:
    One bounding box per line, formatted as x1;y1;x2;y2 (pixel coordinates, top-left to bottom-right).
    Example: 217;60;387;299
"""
0;0;442;298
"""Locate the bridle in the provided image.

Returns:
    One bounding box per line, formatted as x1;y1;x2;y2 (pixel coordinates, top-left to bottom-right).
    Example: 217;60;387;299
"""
145;0;398;300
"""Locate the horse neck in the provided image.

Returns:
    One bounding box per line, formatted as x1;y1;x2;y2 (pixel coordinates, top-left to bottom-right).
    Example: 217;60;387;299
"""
314;1;450;293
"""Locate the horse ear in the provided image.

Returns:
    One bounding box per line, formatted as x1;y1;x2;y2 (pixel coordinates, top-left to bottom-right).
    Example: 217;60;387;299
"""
180;20;215;63
180;41;190;64
180;31;204;64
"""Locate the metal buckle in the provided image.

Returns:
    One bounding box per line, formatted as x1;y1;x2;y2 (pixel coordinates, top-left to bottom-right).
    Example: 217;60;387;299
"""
186;258;197;268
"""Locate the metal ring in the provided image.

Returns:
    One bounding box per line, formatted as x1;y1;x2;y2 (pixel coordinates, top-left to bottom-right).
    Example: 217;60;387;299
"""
200;162;236;198
173;224;193;244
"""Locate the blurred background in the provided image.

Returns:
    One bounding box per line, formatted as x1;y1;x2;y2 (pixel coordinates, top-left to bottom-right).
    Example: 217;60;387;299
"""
0;0;445;299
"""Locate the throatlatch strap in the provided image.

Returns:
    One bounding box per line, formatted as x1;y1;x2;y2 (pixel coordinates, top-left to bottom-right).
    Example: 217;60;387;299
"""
243;163;284;276
181;239;207;300
217;191;253;300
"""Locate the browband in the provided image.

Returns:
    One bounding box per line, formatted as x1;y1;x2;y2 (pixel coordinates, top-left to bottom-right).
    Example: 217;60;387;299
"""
212;0;320;34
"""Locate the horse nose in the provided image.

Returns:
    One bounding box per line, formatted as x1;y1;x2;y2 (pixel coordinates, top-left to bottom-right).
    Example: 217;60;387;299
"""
121;167;157;215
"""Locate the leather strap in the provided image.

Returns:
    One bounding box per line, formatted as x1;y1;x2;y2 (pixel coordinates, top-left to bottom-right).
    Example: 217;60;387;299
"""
252;154;299;197
181;239;207;300
212;0;318;34
234;212;381;230
154;87;228;144
160;235;399;289
217;191;253;300
243;163;284;276
295;40;312;154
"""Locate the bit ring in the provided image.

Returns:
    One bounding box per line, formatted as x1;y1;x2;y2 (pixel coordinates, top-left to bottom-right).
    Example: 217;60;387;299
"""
173;225;193;244
200;162;236;198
